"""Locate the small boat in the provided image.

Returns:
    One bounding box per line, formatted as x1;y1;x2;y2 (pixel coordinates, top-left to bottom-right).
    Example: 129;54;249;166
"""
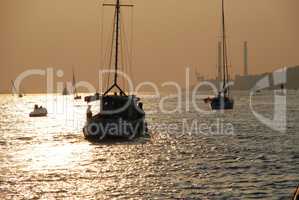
72;69;81;100
74;95;82;100
83;0;147;141
209;92;234;110
204;0;234;110
62;83;69;96
84;92;100;102
29;105;48;117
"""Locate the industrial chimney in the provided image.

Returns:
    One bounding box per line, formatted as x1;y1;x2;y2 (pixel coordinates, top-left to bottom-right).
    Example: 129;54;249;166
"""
244;41;249;76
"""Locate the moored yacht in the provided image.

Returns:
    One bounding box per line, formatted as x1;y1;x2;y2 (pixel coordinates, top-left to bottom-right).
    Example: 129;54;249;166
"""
83;0;147;141
204;0;234;110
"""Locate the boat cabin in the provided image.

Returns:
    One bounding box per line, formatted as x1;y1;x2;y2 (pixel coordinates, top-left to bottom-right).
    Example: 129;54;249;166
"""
99;95;144;121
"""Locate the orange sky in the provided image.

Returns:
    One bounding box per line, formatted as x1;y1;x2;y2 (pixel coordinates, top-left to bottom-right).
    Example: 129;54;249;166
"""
0;0;298;93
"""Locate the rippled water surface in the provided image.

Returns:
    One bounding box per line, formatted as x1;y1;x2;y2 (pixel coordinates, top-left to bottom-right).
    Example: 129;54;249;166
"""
0;92;298;199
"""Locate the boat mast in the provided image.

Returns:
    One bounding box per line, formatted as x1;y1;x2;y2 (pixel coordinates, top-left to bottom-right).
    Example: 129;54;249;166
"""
221;0;228;94
102;0;133;96
114;0;120;85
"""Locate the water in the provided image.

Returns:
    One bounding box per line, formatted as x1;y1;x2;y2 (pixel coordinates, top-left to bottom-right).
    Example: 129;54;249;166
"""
0;91;298;199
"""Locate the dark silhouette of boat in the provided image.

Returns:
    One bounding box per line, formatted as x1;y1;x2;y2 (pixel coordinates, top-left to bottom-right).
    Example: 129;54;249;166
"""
72;69;81;100
83;0;147;141
62;83;69;96
204;0;234;110
29;105;47;117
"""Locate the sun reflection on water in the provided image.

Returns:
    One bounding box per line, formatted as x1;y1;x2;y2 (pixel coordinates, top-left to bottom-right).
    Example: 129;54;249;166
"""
15;143;92;171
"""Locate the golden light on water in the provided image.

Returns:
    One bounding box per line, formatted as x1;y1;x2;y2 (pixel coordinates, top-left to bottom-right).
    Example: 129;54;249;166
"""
1;94;93;172
15;143;92;171
1;93;299;199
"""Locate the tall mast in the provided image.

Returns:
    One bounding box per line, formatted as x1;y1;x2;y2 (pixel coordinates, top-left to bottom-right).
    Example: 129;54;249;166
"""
114;0;120;85
102;0;133;96
221;0;228;93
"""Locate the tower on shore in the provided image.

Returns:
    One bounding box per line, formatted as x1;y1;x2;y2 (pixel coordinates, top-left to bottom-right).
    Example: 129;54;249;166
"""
244;41;249;76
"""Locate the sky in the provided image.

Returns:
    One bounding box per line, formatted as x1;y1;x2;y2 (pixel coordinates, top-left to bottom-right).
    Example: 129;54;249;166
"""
0;0;298;93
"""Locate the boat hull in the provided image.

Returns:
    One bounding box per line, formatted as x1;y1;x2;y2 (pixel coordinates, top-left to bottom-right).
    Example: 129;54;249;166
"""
83;118;147;141
29;108;48;117
210;97;234;110
74;96;82;100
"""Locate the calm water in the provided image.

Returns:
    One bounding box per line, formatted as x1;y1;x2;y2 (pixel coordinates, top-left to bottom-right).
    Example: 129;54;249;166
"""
0;91;298;199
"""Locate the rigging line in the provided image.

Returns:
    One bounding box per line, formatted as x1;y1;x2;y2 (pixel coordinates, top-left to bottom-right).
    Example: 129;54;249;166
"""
222;0;227;92
100;6;104;75
126;7;134;86
99;5;106;92
120;11;131;93
129;6;134;85
122;34;127;91
121;6;134;87
107;8;117;90
223;0;231;96
124;12;131;92
102;12;113;90
224;32;229;95
120;13;126;91
120;12;129;92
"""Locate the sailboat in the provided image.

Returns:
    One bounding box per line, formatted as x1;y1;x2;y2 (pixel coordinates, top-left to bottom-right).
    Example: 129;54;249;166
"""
62;83;69;96
72;69;81;100
205;0;234;110
11;80;23;98
83;0;147;140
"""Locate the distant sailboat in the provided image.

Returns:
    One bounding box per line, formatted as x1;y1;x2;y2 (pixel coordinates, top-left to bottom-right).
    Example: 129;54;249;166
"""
62;83;69;96
11;80;23;98
204;0;234;110
72;69;81;100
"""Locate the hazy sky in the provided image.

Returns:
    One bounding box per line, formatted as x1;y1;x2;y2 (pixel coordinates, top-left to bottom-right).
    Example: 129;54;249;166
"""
0;0;298;93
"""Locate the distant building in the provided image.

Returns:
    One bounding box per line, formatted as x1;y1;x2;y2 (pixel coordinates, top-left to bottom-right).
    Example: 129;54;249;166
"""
285;65;299;89
196;41;299;91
